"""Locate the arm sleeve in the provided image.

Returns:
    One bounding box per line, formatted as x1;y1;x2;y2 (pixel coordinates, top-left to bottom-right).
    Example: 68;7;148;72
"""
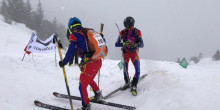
138;37;144;48
115;36;122;47
137;30;144;48
63;41;76;65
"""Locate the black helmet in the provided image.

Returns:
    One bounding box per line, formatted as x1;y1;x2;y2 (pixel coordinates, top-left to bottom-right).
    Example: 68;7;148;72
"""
124;16;135;28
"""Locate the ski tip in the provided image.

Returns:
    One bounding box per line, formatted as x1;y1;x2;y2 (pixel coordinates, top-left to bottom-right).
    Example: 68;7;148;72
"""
141;74;148;78
143;73;148;76
53;92;58;96
34;100;39;103
34;100;41;105
127;106;136;110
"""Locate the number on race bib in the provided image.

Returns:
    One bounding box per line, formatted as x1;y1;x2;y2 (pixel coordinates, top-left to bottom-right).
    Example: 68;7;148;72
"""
94;34;106;47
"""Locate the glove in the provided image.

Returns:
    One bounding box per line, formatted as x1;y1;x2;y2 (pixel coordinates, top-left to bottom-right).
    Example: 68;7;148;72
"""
122;41;130;47
53;34;58;43
130;43;138;48
58;40;63;49
59;61;65;67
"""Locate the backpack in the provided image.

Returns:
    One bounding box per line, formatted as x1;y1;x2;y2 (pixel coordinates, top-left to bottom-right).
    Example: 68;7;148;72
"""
81;28;108;60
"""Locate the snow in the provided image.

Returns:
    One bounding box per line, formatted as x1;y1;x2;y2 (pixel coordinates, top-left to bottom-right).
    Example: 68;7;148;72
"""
0;17;220;110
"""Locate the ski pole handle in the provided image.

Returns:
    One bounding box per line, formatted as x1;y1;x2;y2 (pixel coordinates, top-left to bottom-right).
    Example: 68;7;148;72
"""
100;23;104;34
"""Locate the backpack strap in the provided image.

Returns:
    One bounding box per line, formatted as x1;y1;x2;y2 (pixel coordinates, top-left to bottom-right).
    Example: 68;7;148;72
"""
74;46;79;65
81;28;89;41
78;28;95;58
120;29;127;40
134;28;141;43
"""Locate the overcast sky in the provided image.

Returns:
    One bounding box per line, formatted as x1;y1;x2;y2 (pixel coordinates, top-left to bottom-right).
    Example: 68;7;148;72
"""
29;0;220;61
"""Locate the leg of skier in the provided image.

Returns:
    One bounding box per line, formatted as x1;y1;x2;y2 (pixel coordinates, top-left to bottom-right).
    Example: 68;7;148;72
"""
130;52;140;96
121;53;131;90
79;59;102;110
90;80;104;102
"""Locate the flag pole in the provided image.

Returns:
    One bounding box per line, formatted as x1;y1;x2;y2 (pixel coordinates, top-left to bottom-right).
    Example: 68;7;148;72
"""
22;53;26;61
55;35;74;110
55;50;57;66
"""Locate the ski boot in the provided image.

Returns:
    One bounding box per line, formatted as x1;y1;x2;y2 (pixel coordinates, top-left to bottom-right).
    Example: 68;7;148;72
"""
121;77;131;90
131;77;139;96
77;103;91;110
131;85;137;96
91;90;104;102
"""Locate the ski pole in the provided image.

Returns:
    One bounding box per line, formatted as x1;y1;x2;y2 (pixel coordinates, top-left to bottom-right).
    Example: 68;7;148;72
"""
98;23;104;87
100;23;104;34
98;70;100;87
55;35;74;110
55;50;57;66
90;23;104;91
32;53;34;63
89;23;104;92
115;23;130;84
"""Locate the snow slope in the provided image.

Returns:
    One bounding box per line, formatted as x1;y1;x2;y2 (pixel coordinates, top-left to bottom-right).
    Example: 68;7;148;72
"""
0;17;220;110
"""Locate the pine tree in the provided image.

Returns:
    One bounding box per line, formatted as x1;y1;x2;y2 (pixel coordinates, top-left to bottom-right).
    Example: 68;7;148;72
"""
56;23;68;47
0;0;6;15
52;18;57;32
0;0;66;46
7;0;26;23
34;1;44;38
52;18;57;28
212;50;220;61
0;0;12;24
41;20;54;40
24;0;32;28
199;53;203;59
176;58;181;63
190;56;200;64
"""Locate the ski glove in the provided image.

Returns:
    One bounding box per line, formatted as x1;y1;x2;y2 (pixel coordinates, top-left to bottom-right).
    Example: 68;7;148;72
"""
122;41;130;47
59;61;65;67
130;43;138;48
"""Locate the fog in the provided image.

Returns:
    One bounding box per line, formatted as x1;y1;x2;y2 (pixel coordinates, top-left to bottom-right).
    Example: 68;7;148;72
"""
29;0;220;61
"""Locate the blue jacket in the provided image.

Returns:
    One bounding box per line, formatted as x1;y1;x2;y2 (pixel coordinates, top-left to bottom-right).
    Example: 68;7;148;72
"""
63;26;88;65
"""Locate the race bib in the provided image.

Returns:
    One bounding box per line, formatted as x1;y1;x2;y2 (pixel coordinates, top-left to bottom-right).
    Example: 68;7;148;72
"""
94;34;106;47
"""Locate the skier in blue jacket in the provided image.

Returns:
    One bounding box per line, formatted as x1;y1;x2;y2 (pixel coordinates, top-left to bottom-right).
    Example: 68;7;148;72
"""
59;17;104;110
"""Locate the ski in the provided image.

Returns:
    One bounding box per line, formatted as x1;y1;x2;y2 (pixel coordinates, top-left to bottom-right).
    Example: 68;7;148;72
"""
104;73;148;99
53;92;136;110
34;100;70;110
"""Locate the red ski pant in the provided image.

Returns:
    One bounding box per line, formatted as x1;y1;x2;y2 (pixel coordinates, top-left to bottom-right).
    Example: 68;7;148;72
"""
123;52;140;80
79;59;102;106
